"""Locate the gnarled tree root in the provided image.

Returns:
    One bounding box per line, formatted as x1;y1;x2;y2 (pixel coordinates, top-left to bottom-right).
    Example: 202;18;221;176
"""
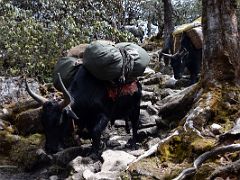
157;84;201;123
209;158;240;179
173;144;240;180
182;86;224;137
126;130;179;169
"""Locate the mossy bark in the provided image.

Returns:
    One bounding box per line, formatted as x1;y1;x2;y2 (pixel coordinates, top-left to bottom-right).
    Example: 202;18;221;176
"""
183;0;240;133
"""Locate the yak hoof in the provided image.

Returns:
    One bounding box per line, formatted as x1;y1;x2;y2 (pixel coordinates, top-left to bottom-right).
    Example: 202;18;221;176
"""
107;140;121;148
125;138;139;150
36;148;53;163
91;141;105;156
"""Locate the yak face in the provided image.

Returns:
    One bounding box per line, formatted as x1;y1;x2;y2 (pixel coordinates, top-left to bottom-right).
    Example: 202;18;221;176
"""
25;74;76;154
170;49;189;80
40;101;74;154
161;48;189;80
41;101;64;153
161;32;201;84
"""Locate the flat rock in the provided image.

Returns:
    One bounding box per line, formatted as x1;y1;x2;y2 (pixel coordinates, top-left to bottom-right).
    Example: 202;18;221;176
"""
139;109;156;126
101;150;136;172
83;169;120;180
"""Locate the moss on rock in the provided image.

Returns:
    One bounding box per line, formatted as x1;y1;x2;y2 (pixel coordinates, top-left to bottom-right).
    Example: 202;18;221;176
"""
9;133;45;170
157;132;196;163
0;131;20;155
14;107;43;136
209;85;240;131
124;156;191;180
195;162;219;179
190;137;216;155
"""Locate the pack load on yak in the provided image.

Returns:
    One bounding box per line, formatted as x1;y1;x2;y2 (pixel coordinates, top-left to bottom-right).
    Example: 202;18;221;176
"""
53;40;150;91
83;40;150;83
172;17;203;53
53;57;83;91
66;43;89;58
53;44;89;91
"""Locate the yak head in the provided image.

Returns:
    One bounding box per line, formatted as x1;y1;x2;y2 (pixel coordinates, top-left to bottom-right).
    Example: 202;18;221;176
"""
161;48;189;80
25;73;78;153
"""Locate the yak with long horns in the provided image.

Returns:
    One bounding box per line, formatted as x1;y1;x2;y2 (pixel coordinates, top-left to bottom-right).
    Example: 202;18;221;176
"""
159;32;202;84
26;66;142;154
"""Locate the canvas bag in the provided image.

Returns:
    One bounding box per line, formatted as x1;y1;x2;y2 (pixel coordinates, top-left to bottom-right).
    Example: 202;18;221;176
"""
186;26;203;49
83;40;150;81
53;57;82;91
116;42;150;81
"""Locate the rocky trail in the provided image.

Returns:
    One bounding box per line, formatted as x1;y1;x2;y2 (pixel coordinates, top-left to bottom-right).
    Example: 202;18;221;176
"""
0;48;239;180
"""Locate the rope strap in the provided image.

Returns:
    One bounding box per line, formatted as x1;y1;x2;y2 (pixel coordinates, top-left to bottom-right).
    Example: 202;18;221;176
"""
118;47;134;84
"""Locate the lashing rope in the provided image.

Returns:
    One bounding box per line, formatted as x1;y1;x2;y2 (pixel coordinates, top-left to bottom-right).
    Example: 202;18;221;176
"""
118;47;134;84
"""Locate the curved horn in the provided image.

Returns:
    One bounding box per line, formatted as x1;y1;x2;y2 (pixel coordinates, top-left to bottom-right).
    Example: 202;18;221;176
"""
162;50;183;59
57;73;78;125
57;73;72;108
25;79;48;104
179;48;189;56
161;53;174;58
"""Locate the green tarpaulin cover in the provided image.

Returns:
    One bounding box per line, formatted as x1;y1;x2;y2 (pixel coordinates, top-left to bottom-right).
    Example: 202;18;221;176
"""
53;56;82;91
83;40;150;81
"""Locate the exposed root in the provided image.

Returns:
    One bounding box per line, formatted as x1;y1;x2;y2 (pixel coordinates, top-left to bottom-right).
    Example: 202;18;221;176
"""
126;130;179;170
173;144;240;180
218;118;240;143
169;83;240;179
157;83;200;120
138;123;157;129
183;90;215;134
182;85;227;139
183;83;240;136
209;158;240;179
173;167;196;180
194;144;240;168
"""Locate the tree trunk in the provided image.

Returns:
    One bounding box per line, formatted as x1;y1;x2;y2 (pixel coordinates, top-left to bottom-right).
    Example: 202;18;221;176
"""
161;0;174;65
179;0;240;133
162;0;174;46
147;13;152;37
202;0;240;87
157;20;164;39
175;1;240;178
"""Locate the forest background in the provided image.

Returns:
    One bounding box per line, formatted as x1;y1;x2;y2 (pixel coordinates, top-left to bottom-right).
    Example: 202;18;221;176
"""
0;0;213;81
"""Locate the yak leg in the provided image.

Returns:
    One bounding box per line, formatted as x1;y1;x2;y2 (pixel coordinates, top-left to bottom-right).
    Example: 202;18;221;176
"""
125;117;131;134
92;113;109;152
188;62;200;85
190;71;201;85
189;71;198;85
127;104;140;149
131;108;140;143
